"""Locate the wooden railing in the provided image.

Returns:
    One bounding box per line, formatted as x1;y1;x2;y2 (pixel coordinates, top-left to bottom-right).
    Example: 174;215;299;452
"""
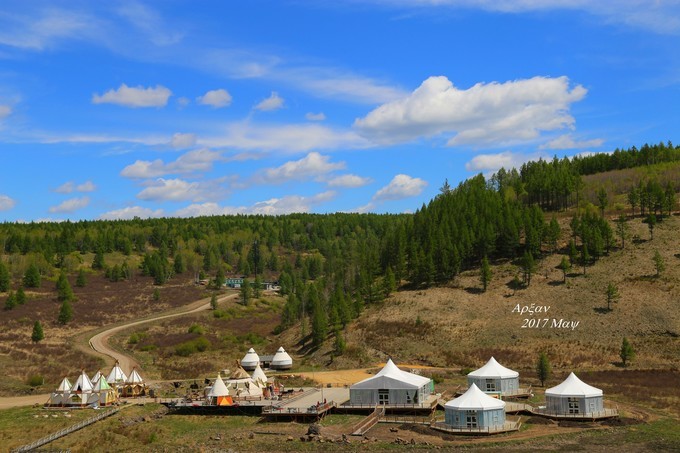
350;404;385;436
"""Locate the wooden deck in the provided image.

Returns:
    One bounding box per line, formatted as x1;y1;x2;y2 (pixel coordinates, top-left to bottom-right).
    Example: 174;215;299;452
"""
530;407;619;420
431;420;521;435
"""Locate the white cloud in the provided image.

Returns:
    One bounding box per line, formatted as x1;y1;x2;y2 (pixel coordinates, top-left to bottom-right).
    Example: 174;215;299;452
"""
98;206;165;221
54;180;97;193
171;132;197;149
197;88;232;108
115;1;183;46
136;177;228;202
254;91;284;111
175;191;336;217
259;152;345;184
0;105;11;119
0;8;95;51
92;83;172;108
0;195;15;211
354;75;587;146
327;174;372;188
465;150;547;173
121;149;224;179
305;112;326;121
177;97;190;108
373;174;427;201
49;197;90;213
540;134;604;150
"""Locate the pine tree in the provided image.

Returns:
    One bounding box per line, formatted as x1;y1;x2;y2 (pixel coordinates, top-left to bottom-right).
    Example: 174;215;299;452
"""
0;262;10;292
605;282;620;311
521;251;535;286
615;214;628;249
334;328;346;355
76;268;87;287
16;286;26;305
210;293;218;310
57;299;73;325
559;256;571;283
646;214;656;240
31;320;44;342
56;272;75;302
480;256;492;292
91;249;105;270
653;250;665;277
536;352;551;387
240;280;252;306
23;264;41;288
4;291;16;310
383;267;396;297
620;337;635;367
597;187;608;217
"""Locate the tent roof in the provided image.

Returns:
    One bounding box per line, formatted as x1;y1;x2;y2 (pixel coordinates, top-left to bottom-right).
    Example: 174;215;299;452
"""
72;370;94;393
107;362;128;384
445;383;505;410
91;370;102;384
56;377;72;393
271;347;292;366
230;365;251;380
351;359;431;390
251;364;268;386
127;368;144;384
546;372;602;398
208;374;229;397
241;348;260;366
94;375;112;392
468;357;519;379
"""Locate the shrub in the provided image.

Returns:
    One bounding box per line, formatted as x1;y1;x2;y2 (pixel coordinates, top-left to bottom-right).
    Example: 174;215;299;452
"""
27;374;44;387
140;344;157;352
188;324;205;335
175;342;197;357
194;337;210;352
128;333;141;344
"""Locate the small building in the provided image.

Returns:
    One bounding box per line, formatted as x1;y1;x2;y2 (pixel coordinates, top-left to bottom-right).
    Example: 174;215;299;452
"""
123;368;146;397
69;370;95;407
92;375;116;406
467;357;520;396
543;372;608;417
270;347;293;370
206;374;233;406
241;348;260;371
349;359;433;406
225;277;244;288
48;377;72;407
444;383;506;430
107;361;128;395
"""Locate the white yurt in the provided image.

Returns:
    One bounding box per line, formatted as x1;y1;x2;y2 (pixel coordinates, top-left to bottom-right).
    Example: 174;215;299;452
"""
467;357;520;395
241;348;260;371
444;383;506;430
544;372;604;416
349;359;433;406
270;347;293;370
48;377;72;406
69;370;94;406
206;373;232;406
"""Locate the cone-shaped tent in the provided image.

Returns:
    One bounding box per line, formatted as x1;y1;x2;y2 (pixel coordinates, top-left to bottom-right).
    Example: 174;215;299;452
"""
123;368;146;397
107;362;128;386
467;357;520;395
241;348;260;371
56;377;72;393
91;370;102;385
68;370;94;406
270;347;292;370
251;364;268;388
544;372;604;416
48;377;72;406
350;359;433;406
225;363;262;399
444;383;506;429
207;374;233;406
92;375;116;406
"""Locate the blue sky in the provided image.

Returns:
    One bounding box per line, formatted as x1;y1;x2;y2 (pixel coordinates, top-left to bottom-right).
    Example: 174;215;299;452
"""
1;1;679;221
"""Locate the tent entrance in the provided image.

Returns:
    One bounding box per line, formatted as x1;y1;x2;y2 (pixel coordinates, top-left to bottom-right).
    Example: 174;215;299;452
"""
465;411;478;428
568;397;580;414
378;389;389;405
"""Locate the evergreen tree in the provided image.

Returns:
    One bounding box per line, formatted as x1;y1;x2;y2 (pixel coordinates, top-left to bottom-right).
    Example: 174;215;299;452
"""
334;328;346;355
91;249;105;270
56;272;75;302
568;240;578;266
646;214;656;240
23;264;41;288
240;280;252;306
521;251;535;286
559;256;571;283
605;282;620;311
597;187;608;216
382;267;396;297
15;286;26;305
31;320;44;342
4;291;16;310
253;275;262;298
536;352;551;387
480;256;492;292
653;250;665;277
627;187;640;217
620;337;635;367
57;299;73;325
0;262;10;292
76;268;87;287
210;293;218;310
174;253;186;274
615;214;628;249
546;216;561;254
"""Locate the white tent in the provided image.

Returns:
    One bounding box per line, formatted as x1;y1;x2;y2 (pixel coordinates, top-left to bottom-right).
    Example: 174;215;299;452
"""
445;383;505;411
123;368;146;397
544;372;604;416
467;357;520;395
251;364;268;388
92;375;116;406
545;372;602;397
56;377;72;393
107;362;128;386
443;383;506;429
127;368;144;385
241;348;260;371
48;377;72;406
68;370;94;406
207;374;230;398
349;359;433;406
270;347;293;370
91;370;102;385
225;366;263;398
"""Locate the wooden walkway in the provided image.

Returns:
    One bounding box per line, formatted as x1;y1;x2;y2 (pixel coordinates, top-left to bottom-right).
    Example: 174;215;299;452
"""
350;405;385;436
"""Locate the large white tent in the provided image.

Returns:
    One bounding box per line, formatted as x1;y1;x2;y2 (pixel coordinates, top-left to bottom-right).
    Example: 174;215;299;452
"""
92;375;116;406
544;372;604;416
467;357;520;395
444;383;506;429
206;374;233;406
123;368;146;397
107;362;128;387
241;348;260;371
49;377;72;406
69;370;94;406
349;359;433;406
225;365;263;399
251;364;268;389
270;347;293;370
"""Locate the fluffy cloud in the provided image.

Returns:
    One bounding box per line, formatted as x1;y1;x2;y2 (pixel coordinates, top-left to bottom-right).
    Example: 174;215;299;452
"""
175;191;335;217
465;150;547;173
355;75;586;146
327;174;372;188
197;88;232;108
259;152;345;184
0;194;15;211
171;132;197;149
540;134;604;150
373;174;427;201
255;91;284;111
136;177;228;202
92;83;172;108
98;206;165;220
0;105;11;119
305;112;326;121
54;180;97;193
49;196;90;213
121;149;224;179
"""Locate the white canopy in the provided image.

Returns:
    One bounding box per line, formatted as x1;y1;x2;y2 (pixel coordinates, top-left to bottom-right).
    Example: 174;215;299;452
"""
127;368;144;385
251;364;268;388
468;357;519;379
351;359;431;390
241;348;260;368
546;372;602;398
271;347;292;367
93;375;112;393
107;362;128;385
207;374;229;398
91;370;102;384
445;383;505;410
72;370;94;393
56;377;72;393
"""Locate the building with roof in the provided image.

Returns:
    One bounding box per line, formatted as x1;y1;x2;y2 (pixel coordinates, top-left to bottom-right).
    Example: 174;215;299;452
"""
270;347;293;370
349;359;434;406
123;368;146;397
206;374;233;406
241;348;260;371
537;372;618;419
467;357;523;396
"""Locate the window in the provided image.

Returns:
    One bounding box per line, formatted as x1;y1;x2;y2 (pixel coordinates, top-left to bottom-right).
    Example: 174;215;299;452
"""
568;397;580;414
378;389;389;405
466;411;478;428
485;379;496;392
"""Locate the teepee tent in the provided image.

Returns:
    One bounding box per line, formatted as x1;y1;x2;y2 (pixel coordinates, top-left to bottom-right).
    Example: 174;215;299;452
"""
225;364;263;399
270;347;293;370
545;372;604;416
48;377;72;406
207;374;233;406
123;368;146;397
92;375;116;406
107;361;128;389
251;364;268;389
349;359;433;406
68;370;94;406
241;348;260;371
467;357;520;395
444;383;506;429
91;370;102;385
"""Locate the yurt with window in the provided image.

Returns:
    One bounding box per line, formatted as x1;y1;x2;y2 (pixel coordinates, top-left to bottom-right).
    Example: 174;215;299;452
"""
48;377;72;406
443;383;506;430
206;374;233;406
349;359;433;406
241;348;260;371
270;347;293;370
123;368;146;397
544;372;604;416
467;357;520;395
68;370;94;406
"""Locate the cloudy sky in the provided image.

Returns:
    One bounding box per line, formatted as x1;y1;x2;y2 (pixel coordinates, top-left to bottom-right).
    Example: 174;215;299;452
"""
1;1;679;221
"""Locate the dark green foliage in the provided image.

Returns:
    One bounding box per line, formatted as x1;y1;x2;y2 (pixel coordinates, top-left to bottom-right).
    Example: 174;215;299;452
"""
383;267;396;297
91;249;105;270
646;214;657;240
606;282;620;311
559;256;570;283
31;320;44;342
334;328;346;355
597;187;608;216
15;286;26;305
210;293;218;310
4;291;16;310
141;251;172;285
480;256;492;292
536;352;551;387
240;280;252;306
521;251;535;286
0;262;10;292
615;215;628;249
620;337;635;367
23;264;41;288
57;299;73;324
653;250;665;277
546;216;561;253
56;271;75;302
76;268;87;287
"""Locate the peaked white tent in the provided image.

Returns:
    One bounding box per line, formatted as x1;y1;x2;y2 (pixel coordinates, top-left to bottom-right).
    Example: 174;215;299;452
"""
544;372;604;416
444;384;506;430
251;364;268;389
107;362;128;387
467;357;520;395
69;370;94;406
241;348;260;371
270;347;292;370
225;365;263;399
48;377;72;406
206;374;233;406
92;375;116;406
91;370;102;385
123;368;146;397
349;359;433;406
